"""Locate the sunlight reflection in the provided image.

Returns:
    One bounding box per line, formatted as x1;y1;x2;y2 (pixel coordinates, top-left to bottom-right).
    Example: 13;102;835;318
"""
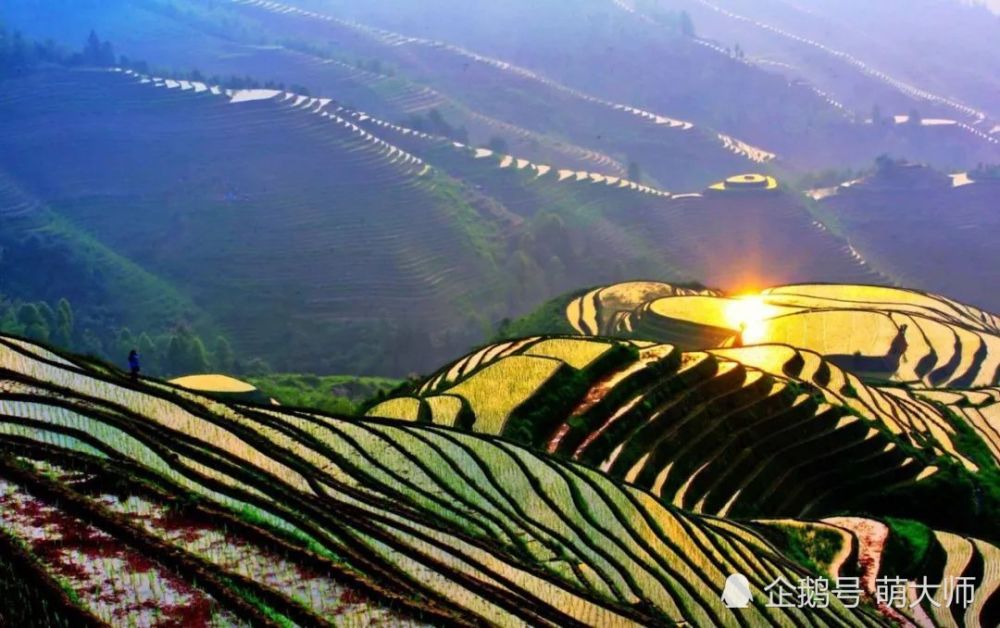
725;296;771;344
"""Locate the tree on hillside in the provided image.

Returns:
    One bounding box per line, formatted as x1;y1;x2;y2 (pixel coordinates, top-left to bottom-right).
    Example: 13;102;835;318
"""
875;154;903;175
971;163;1000;180
427;108;446;128
3;30;29;76
242;357;272;376
487;136;510;154
53;299;74;347
17;304;46;338
99;40;115;66
213;336;236;373
37;302;56;331
166;330;211;374
628;161;643;183
84;30;101;65
138;333;158;374
417;108;470;144
871;104;886;127
506;249;546;305
82;30;115;67
679;11;696;37
56;299;74;342
116;328;135;358
188;337;210;374
79;329;104;357
23;322;49;343
0;306;18;335
167;333;190;374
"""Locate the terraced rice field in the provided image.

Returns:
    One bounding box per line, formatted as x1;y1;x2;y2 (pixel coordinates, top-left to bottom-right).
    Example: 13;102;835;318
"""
809;517;1000;627
819;175;1000;313
566;281;721;336
569;282;1000;388
335;91;893;298
707;173;780;192
0;67;512;372
168;374;272;405
914;387;1000;466
0;62;904;376
1;271;998;626
0;333;929;626
367;334;995;524
223;0;778;190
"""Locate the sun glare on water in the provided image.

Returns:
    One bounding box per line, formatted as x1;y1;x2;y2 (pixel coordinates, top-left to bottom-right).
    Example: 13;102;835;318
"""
725;296;772;344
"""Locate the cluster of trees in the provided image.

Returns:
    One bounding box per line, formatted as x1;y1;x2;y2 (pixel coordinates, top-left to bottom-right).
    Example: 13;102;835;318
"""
971;163;1000;180
874;154;909;174
627;161;643;183
679;11;696;37
870;105;922;127
0;26;309;96
797;155;993;190
0;296;269;377
0;26;121;80
870;104;887;126
355;57;395;76
402;108;470;144
486;136;510;154
634;3;695;37
795;167;860;190
183;68;311;94
500;210;637;314
248;373;399;415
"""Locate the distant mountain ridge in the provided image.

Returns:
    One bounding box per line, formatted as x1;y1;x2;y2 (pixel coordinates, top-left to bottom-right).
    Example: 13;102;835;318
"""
0;65;893;374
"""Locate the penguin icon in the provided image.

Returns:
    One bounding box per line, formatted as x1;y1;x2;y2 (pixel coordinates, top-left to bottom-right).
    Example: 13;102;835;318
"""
722;573;752;608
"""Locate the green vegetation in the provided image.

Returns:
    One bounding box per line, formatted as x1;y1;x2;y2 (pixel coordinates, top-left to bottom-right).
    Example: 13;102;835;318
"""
0;338;996;626
504;342;637;445
794;167;862;190
633;2;697;37
401;108;470;144
0;25;117;79
0;295;261;377
494;288;584;340
881;518;947;581
0;275;998;625
0;9;905;375
971;163;1000;180
248;373;400;414
0;0;997;621
373;282;1000;544
754;522;848;577
0;332;913;626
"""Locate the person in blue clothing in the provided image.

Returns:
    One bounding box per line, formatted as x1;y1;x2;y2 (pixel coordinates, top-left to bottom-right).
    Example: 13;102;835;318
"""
128;349;140;381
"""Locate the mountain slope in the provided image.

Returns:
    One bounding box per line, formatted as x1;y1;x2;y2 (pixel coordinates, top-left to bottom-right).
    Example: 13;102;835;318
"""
0;67;511;374
0;333;902;626
661;0;999;124
814;165;1000;313
0;168;209;336
0;0;775;190
0;66;897;374
276;0;998;172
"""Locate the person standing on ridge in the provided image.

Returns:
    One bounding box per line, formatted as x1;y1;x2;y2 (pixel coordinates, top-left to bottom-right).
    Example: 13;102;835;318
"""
128;349;141;381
